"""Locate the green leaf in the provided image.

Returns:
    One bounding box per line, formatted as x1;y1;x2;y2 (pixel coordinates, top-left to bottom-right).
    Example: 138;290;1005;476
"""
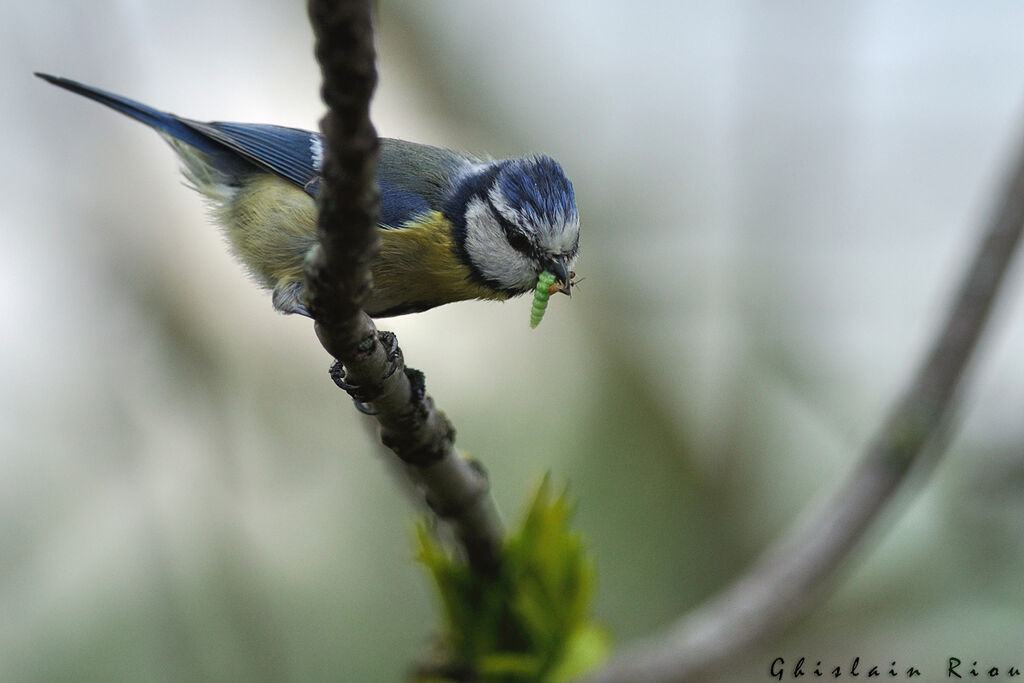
413;476;609;681
547;624;612;682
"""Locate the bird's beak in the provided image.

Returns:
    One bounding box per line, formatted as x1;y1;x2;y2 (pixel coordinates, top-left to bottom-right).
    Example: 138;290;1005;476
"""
550;257;572;296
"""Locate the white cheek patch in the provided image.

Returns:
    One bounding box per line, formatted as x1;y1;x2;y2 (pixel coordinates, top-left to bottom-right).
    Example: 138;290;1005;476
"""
463;197;536;290
310;135;324;171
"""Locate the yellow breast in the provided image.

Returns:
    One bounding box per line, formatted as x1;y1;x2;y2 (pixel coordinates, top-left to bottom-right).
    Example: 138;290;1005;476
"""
213;173;320;288
370;210;508;315
196;169;503;316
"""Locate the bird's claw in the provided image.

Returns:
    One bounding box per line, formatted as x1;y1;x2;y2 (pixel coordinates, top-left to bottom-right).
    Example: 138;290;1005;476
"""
328;333;404;416
329;360;379;415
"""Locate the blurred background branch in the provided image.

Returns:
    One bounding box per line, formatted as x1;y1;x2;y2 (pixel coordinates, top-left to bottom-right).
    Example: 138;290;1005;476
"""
590;117;1024;681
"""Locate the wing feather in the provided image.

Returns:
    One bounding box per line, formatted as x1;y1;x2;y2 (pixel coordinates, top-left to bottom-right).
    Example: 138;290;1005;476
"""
184;120;321;194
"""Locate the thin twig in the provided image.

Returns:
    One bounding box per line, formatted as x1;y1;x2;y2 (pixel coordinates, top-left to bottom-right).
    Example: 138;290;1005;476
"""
305;0;504;573
588;126;1024;681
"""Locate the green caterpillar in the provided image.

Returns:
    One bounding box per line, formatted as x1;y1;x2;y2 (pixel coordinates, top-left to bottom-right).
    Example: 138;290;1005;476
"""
530;271;557;329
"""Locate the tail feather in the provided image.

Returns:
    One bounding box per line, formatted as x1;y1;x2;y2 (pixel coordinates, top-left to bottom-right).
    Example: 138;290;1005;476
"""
35;72;214;152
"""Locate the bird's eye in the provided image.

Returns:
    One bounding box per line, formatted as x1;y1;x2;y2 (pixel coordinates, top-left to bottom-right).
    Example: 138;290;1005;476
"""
505;228;532;254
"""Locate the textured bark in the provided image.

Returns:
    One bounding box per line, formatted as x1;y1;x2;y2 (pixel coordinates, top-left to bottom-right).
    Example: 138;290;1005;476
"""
306;0;503;573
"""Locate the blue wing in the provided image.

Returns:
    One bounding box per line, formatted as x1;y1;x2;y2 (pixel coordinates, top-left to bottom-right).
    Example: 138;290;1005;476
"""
377;138;475;227
183;120;322;195
37;73;480;225
186;123;467;229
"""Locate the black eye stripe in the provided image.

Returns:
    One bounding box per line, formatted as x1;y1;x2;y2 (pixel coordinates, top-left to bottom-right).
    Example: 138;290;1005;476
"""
486;196;536;256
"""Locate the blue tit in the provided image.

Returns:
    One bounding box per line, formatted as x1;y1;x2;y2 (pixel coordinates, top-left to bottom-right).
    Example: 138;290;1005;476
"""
36;73;579;318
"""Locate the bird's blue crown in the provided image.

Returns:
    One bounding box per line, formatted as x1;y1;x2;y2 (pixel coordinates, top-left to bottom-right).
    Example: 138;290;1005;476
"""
494;155;578;232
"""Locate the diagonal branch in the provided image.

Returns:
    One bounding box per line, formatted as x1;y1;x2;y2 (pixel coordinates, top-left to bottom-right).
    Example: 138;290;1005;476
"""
588;125;1024;681
305;0;503;573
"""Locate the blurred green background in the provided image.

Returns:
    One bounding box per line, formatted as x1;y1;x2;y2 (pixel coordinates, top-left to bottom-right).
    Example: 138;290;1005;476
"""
4;2;1024;680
